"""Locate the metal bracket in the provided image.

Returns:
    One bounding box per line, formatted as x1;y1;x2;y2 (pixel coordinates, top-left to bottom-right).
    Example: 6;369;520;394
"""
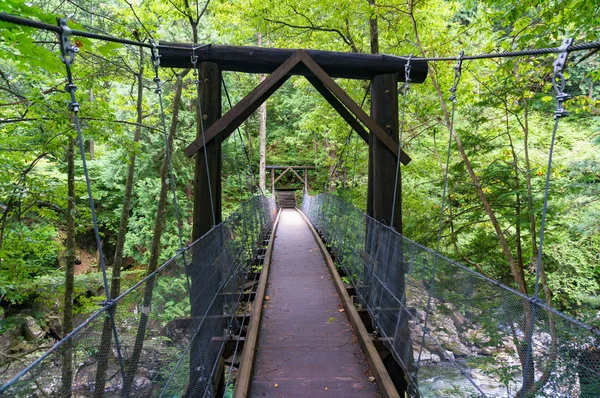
404;55;412;83
149;39;161;67
553;38;574;118
402;55;412;95
449;50;464;102
553;38;573;74
57;18;78;65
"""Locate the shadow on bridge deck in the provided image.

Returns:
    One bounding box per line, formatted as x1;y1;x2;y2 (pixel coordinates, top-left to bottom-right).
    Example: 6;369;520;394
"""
250;209;380;397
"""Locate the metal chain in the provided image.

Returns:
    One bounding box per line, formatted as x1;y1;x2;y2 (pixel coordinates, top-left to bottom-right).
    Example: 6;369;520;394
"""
390;55;412;229
57;18;127;389
520;37;573;398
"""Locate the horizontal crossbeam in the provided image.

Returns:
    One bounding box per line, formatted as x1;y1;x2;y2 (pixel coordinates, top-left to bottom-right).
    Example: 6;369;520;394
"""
158;42;428;81
184;50;412;165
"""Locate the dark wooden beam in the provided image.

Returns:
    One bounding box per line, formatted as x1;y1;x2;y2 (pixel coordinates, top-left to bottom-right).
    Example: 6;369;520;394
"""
266;165;316;170
369;73;401;228
273;167;292;185
368;73;414;389
185;50;412;164
297;52;411;165
306;76;369;144
192;62;222;239
184;52;299;158
188;63;223;398
159;43;427;82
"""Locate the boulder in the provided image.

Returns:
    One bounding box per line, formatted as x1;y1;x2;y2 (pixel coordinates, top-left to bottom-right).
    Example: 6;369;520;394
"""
23;315;45;340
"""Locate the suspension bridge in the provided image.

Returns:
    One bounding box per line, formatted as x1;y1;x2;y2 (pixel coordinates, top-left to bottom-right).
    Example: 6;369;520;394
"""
1;11;600;398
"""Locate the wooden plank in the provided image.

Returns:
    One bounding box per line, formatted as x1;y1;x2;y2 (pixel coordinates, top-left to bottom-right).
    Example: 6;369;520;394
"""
234;209;282;398
305;76;369;144
298;51;411;166
159;43;428;82
184;53;300;157
296;209;401;398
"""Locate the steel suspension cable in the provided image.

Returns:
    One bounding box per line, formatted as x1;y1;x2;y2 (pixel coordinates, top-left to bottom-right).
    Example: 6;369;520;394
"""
416;51;468;374
221;75;265;197
520;37;573;398
324;82;371;192
150;41;186;254
222;81;246;196
56;18;127;386
1;11;599;62
411;40;600;62
0;12;153;48
390;55;412;229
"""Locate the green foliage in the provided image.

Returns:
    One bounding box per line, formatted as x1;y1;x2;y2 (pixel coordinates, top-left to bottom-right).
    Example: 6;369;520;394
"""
0;4;598;393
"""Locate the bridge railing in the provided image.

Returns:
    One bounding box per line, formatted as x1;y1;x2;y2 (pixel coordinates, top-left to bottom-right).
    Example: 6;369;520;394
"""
1;195;276;398
302;192;600;397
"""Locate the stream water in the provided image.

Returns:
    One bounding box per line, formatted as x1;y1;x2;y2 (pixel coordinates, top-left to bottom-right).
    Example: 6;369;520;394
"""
418;363;515;397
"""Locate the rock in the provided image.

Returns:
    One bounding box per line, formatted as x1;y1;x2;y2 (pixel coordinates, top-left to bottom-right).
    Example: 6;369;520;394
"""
450;310;465;326
431;353;441;363
0;326;20;355
133;377;152;394
23;315;45;340
443;350;455;362
441;340;471;357
45;315;62;339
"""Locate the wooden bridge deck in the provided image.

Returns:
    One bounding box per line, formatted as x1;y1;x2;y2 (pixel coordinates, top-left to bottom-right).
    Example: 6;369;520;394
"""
249;209;380;397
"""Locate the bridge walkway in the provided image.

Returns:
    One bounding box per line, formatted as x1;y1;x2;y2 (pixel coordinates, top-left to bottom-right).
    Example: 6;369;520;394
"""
249;209;380;397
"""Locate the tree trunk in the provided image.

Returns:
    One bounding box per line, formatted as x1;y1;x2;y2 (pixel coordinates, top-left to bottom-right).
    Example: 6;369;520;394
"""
258;33;267;193
123;69;188;396
94;49;145;397
408;6;537;393
368;0;379;55
60;136;76;398
324;132;336;191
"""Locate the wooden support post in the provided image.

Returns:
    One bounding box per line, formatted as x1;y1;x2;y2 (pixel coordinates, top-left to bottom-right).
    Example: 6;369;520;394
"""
368;73;401;229
368;73;413;394
304;168;308;191
192;62;222;240
271;168;275;195
188;62;223;397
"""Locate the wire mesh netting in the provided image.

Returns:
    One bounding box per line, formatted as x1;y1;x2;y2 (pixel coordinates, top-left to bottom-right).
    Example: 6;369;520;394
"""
1;195;276;398
302;192;600;398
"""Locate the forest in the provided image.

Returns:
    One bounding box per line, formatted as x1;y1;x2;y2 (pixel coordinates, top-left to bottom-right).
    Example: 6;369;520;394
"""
0;0;599;396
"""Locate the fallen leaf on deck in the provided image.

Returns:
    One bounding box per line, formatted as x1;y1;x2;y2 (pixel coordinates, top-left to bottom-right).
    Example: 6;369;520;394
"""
324;387;328;391
368;376;375;383
338;308;345;313
265;296;270;301
274;383;279;388
327;317;336;323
